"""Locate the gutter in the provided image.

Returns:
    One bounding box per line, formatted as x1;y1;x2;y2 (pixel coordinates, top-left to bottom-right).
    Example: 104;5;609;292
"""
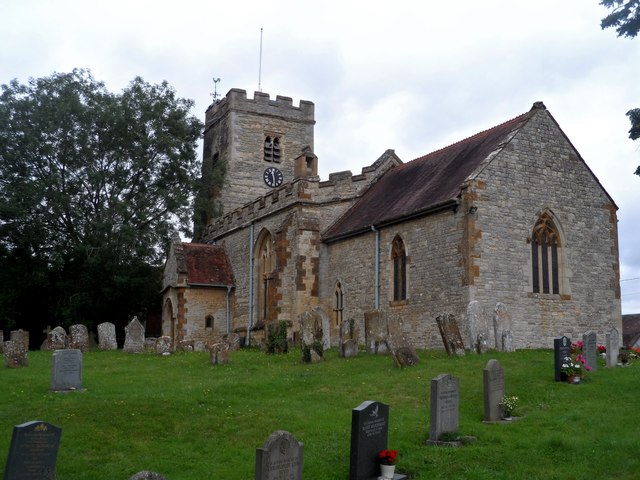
371;226;380;309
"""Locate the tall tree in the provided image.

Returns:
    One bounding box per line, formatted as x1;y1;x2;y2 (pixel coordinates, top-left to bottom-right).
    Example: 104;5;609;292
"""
0;69;203;335
600;0;640;175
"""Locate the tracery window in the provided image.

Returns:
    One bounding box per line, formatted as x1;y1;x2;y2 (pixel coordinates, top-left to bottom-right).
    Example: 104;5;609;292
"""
391;235;407;301
531;213;561;294
264;136;281;162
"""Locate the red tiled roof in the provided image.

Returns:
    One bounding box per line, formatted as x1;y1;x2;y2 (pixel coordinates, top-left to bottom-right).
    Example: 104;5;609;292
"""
322;106;538;242
179;243;235;286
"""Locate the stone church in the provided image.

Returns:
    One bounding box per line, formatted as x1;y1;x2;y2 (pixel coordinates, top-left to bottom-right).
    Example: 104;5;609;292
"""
161;88;622;351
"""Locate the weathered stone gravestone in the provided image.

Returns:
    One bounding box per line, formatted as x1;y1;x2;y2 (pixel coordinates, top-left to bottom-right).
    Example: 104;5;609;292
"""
483;359;505;422
207;342;230;365
606;327;620;368
223;332;242;351
68;324;89;352
97;322;118;350
129;471;167;480
46;326;67;351
155;336;172;355
340;318;359;358
255;430;303;480
50;349;83;391
386;333;420;367
123;317;145;353
4;340;28;368
349;400;406;480
10;329;29;351
554;335;572;381
582;330;598;372
428;374;460;444
299;310;324;362
493;302;514;351
364;310;389;355
464;301;491;353
3;420;61;480
436;314;465;356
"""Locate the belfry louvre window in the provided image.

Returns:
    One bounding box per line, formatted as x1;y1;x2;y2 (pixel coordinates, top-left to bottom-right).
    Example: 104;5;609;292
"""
392;236;407;301
264;136;281;162
531;213;561;294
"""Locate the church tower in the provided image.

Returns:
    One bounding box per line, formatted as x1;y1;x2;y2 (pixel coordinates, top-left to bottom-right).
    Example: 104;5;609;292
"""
195;89;315;237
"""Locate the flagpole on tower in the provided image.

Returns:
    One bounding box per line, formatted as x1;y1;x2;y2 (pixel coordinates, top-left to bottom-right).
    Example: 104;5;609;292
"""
258;27;263;92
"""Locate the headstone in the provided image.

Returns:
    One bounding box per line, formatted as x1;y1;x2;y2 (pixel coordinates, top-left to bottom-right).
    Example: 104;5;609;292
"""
223;332;242;351
476;332;489;354
582;330;598;372
340;319;359;358
501;330;514;352
350;401;387;480
177;340;194;352
155;336;172;355
483;359;505;422
129;471;167;480
50;349;83;391
97;322;118;350
554;336;572;381
606;327;620;368
10;329;29;351
123;317;145;353
255;430;303;480
144;338;157;352
299;310;324;362
386;333;420;367
4;340;28;368
435;314;465;356
492;302;513;350
364;310;388;354
208;342;230;365
46;326;67;351
428;374;460;443
465;301;491;353
68;324;89;352
3;420;61;480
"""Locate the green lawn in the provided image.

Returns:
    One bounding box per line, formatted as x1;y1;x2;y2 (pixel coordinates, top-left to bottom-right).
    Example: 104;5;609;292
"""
1;348;637;479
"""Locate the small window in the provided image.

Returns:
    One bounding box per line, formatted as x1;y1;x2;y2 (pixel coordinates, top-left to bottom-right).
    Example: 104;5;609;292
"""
334;282;344;326
205;315;214;329
264;136;281;163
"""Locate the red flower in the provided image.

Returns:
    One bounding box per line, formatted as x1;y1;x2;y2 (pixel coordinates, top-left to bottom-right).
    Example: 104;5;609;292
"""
379;449;398;465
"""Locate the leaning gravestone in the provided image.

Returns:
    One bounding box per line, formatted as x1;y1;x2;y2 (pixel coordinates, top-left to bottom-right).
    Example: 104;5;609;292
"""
97;322;118;350
50;349;83;391
123;317;145;353
3;420;62;480
606;327;620;368
386;333;420;367
436;314;465;356
483;359;505;422
582;330;598;372
68;324;89;352
4;340;28;368
428;373;460;444
553;336;572;381
255;430;303;480
46;326;67;351
364;310;389;354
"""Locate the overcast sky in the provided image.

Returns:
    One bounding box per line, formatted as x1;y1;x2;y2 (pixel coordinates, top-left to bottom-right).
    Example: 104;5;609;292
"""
2;0;639;313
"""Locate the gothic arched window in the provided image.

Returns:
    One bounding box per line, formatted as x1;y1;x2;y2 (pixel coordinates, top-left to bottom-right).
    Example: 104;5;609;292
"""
531;213;561;294
391;235;407;301
334;282;344;327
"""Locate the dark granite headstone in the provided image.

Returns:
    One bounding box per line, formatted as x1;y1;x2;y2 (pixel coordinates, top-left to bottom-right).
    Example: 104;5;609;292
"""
554;336;572;381
50;349;83;391
255;430;303;480
428;374;459;443
582;330;597;372
349;400;388;480
3;421;61;480
483;359;505;422
436;314;465;356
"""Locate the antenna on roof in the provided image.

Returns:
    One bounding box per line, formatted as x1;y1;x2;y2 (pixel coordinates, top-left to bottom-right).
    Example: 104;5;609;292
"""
258;27;263;92
211;77;221;103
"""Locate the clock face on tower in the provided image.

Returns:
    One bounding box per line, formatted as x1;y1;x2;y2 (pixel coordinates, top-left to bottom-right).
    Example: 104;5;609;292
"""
263;166;284;188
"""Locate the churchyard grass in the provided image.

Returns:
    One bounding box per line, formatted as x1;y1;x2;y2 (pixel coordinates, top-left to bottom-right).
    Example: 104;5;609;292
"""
1;348;637;479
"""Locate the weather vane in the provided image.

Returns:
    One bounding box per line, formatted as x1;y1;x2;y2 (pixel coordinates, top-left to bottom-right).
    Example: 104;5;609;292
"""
211;77;221;102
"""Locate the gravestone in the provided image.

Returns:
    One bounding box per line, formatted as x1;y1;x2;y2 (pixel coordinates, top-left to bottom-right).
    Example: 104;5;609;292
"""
3;420;61;480
554;336;572;381
340;318;359;358
123;317;145;353
255;430;303;480
129;471;167;480
606;327;620;368
386;333;420;367
46;326;67;351
342;339;358;358
10;329;29;351
501;330;514;352
582;330;598;372
208;342;230;365
97;322;118;350
364;310;389;354
222;332;242;351
299;310;324;362
50;349;83;391
435;314;465;356
465;301;491;353
4;340;28;368
428;374;460;443
155;336;172;355
493;302;513;350
483;359;505;422
69;324;89;352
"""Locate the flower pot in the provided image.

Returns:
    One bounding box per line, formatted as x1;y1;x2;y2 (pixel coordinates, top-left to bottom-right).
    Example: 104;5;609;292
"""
567;375;580;384
380;464;395;479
